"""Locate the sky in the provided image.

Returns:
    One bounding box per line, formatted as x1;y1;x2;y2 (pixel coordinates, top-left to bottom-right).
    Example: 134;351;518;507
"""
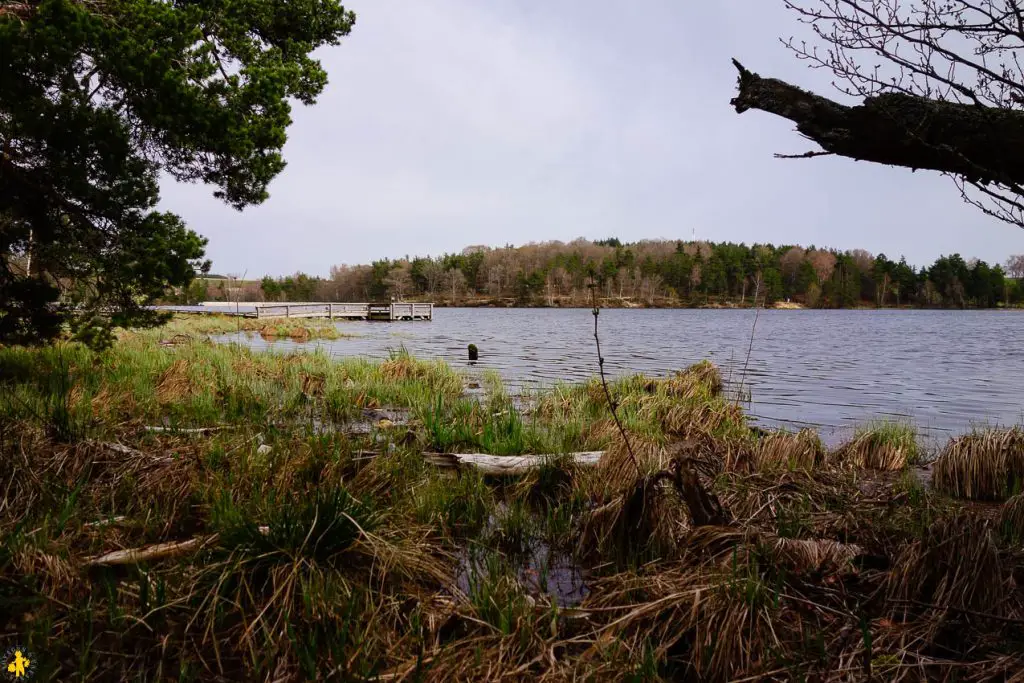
158;1;1024;278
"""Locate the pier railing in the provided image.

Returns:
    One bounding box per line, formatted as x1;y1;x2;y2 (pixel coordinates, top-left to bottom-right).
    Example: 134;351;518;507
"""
250;302;433;321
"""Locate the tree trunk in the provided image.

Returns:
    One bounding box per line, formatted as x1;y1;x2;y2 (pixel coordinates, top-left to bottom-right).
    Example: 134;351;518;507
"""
730;60;1024;188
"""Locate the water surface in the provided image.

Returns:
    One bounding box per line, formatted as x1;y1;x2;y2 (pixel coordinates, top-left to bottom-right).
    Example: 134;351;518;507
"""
215;308;1024;446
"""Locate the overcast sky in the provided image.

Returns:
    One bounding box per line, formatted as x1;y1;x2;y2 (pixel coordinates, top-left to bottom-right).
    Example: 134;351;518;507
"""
159;1;1024;277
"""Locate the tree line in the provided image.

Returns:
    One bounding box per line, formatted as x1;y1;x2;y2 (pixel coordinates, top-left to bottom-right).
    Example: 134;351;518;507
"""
193;240;1024;309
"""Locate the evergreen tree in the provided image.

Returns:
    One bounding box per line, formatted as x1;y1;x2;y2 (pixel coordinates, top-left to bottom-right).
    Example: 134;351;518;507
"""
1;0;355;345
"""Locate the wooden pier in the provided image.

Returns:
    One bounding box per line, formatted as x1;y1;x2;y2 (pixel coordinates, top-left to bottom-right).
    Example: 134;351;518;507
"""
173;302;434;321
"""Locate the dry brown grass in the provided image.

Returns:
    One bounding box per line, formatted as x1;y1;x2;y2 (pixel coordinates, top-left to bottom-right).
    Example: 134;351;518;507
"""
932;427;1024;500
766;536;863;574
571;504;1024;682
716;469;850;533
576;557;790;682
300;372;326;398
596;429;669;484
380;356;430;381
653;399;745;437
727;429;824;473
155;358;196;403
999;493;1024;542
258;325;311;341
579;471;692;562
512;453;586;507
643;360;723;401
887;515;1009;640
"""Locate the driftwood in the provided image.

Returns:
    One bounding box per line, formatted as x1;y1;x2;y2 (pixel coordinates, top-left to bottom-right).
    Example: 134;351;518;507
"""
98;441;145;457
85;526;269;567
730;59;1024;188
423;451;604;476
83;515;127;529
95;441;175;467
143;425;232;434
85;537;213;566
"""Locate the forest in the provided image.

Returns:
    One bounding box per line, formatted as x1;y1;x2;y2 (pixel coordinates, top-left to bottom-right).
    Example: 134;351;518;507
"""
195;239;1024;309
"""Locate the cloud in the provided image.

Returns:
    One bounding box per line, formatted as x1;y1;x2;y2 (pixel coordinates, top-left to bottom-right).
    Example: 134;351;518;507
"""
159;0;1024;277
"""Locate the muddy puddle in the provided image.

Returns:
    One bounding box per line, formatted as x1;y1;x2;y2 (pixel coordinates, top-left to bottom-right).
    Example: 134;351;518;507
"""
342;407;414;435
454;541;589;608
274;407;415;436
449;499;590;607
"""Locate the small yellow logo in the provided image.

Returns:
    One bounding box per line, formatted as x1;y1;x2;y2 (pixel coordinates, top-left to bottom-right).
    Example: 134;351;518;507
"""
3;647;34;680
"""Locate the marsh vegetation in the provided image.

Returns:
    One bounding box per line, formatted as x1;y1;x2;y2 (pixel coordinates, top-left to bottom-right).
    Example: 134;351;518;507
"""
1;315;1023;681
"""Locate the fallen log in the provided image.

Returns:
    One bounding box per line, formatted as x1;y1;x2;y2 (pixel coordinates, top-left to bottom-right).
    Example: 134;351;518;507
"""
423;451;604;476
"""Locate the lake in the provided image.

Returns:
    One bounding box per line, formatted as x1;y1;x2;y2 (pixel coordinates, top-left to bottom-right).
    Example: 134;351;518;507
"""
214;307;1024;447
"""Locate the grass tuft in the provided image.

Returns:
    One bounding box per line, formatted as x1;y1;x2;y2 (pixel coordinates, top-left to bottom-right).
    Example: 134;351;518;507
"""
729;428;824;473
931;427;1024;500
832;420;920;470
998;493;1024;544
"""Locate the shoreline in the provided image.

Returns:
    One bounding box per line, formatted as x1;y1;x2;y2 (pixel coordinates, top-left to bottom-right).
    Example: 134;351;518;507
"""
186;297;1024;311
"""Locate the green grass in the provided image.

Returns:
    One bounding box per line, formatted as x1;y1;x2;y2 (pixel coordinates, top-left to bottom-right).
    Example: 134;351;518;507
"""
158;313;353;340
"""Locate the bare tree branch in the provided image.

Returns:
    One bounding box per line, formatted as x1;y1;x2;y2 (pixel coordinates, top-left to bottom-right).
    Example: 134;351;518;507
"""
774;150;836;159
731;56;1024;229
764;0;1024;228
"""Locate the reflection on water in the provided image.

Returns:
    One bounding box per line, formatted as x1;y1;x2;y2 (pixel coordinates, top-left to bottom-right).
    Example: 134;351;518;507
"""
214;308;1024;446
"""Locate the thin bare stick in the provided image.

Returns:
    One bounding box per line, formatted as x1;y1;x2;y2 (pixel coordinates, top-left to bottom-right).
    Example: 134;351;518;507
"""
591;288;640;476
887;598;1024;626
774;150;835;159
84;515;127;529
735;275;762;407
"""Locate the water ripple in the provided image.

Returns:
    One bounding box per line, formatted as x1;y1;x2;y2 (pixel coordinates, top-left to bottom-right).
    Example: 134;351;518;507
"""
216;308;1024;445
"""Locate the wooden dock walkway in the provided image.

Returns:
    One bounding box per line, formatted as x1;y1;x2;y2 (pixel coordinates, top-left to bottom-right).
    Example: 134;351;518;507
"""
165;302;434;321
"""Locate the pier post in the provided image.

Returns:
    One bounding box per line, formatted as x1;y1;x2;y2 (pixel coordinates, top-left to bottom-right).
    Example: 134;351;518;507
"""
255;306;261;320
329;303;334;319
285;305;291;318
